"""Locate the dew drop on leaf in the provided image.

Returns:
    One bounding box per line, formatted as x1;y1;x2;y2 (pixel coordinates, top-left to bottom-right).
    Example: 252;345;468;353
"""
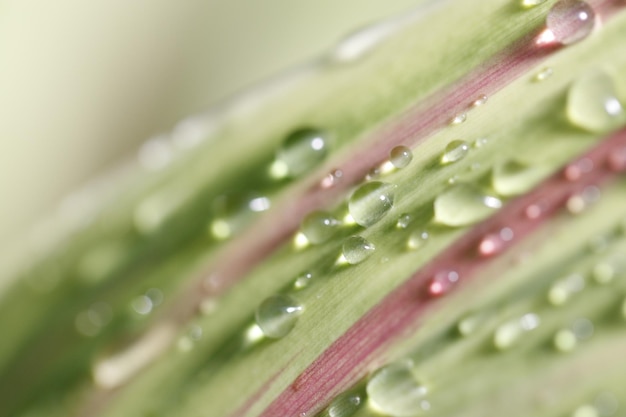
275;128;330;177
255;294;303;339
348;181;397;227
427;270;460;297
324;391;364;417
407;230;429;250
441;140;470;164
449;113;467;125
493;313;540;350
548;273;585;306
434;183;502;227
471;94;488;107
389;145;413;169
366;361;429;417
533;66;554;82
554;328;577;352
342;236;376;265
301;211;340;244
567;70;626;133
492;160;550;196
546;0;596;45
293;272;314;290
571;404;599;417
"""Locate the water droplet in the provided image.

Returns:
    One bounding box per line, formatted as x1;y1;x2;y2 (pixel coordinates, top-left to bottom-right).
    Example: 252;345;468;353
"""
522;0;547;8
389;146;413;169
533;66;554;82
367;361;429;417
275;128;330;177
492;160;550;196
210;193;269;240
450;113;467;125
564;158;594;181
546;0;596;45
471;94;488;107
348;181;397;227
255;294;303;339
324;392;364;417
396;213;412;229
301;211;340;244
131;295;153;315
407;230;429;250
566;185;601;214
441;140;470;164
473;137;489;148
607;146;626;173
434;183;502;227
567;70;625;133
457;312;487;336
342;236;376;265
427;270;460;297
572;405;599;417
494;313;540;350
293;272;314;290
320;169;344;189
554;329;577;352
477;227;514;257
548;273;585;305
588;234;610;254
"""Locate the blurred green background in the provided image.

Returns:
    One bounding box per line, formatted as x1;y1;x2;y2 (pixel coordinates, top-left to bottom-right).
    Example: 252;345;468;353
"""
0;0;419;251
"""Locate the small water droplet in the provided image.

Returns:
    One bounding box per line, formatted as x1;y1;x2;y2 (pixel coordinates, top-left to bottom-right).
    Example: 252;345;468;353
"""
255;294;303;339
407;230;429;250
138;135;173;171
441;140;470;164
494;313;540;350
293;272;314;290
389;146;413;169
546;0;596;45
554;328;577;352
607;146;626;173
367;361;429;417
275;128;330;177
301;211;340;244
427;270;460;297
396;213;412;229
320;169;344;189
348;181;397;227
593;262;615;284
471;94;488;107
342;236;376;265
564;158;594;181
567;70;625;133
533;66;554;82
477;227;514;257
521;0;547;8
457;312;487;336
210;193;269;240
548;273;585;306
566;185;601;214
572;405;599;417
450;113;467;125
492;160;550;196
131;295;153;315
324;391;364;417
434;183;502;227
473;137;489;148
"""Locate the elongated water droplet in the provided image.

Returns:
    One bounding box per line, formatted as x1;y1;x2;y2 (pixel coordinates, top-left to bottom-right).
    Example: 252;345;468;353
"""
457;312;487;336
255;294;303;339
546;0;596;45
492;160;550;196
522;0;547;8
389;146;413;169
494;313;540;350
473;137;489;148
396;213;412;229
450;113;467;125
275;128;330;177
342;236;376;265
324;391;364;417
548;273;585;306
441;140;470;164
434;183;502;227
348;181;396;227
367;361;429;417
427;270;460;297
210;193;270;240
407;230;429;250
568;70;625;133
293;272;314;290
478;227;514;257
533;66;554;82
471;94;488;107
301;211;340;244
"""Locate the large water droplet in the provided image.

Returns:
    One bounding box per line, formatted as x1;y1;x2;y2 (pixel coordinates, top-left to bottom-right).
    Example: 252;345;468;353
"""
568;70;625;133
255;294;303;339
275;128;330;177
450;113;467;125
546;0;596;45
210;193;269;240
492;160;550;196
293;272;314;290
434;184;502;227
301;211;340;244
367;361;429;417
348;181;397;227
572;405;599;417
389;146;413;169
494;313;540;350
441;140;470;164
342;236;376;265
548;273;585;306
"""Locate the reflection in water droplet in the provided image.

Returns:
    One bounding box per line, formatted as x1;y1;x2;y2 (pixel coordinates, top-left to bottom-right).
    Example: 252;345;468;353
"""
494;313;540;350
427;270;460;297
348;182;397;227
396;213;412;229
131;295;153;315
407;230;429;251
389;146;413;169
210;193;270;240
434;183;502;227
342;236;376;265
276;128;330;177
301;211;340;244
548;273;585;306
255;294;303;339
450;113;467;125
492;160;550;197
441;140;470;164
472;94;488;107
533;66;554;82
367;361;429;417
568;70;625;133
325;391;364;417
546;0;596;45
